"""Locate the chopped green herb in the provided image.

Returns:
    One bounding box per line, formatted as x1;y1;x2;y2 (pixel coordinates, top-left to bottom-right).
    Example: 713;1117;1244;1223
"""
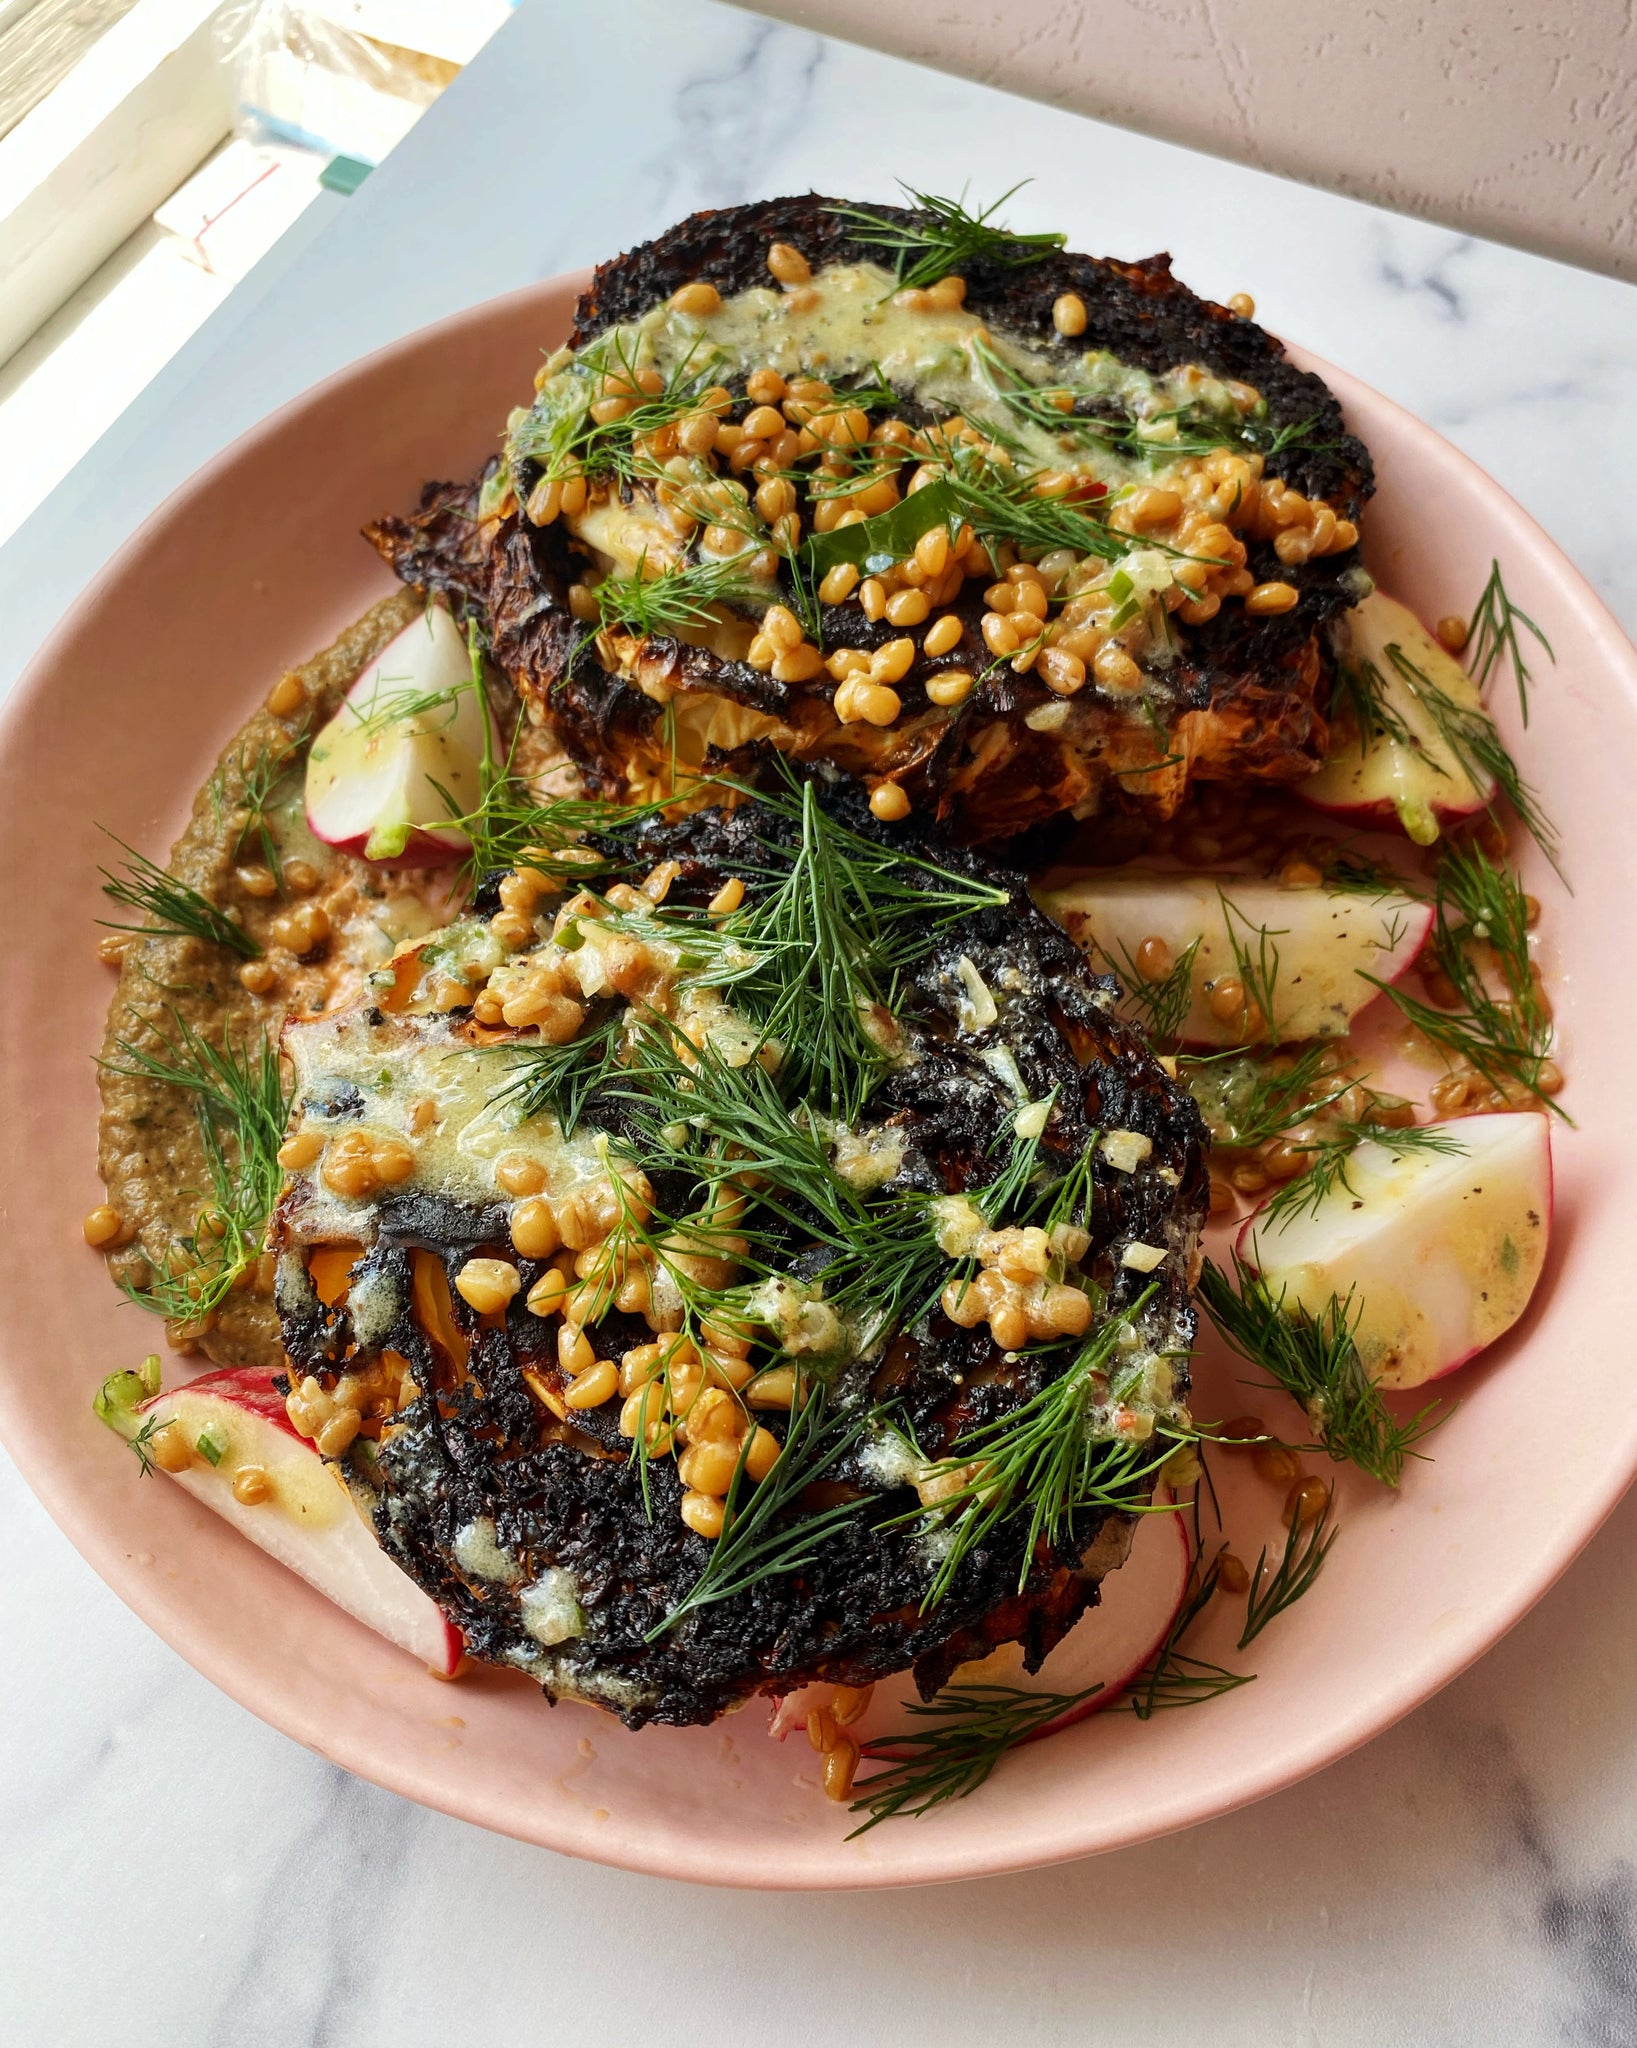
1259;1117;1468;1228
908;1286;1184;1610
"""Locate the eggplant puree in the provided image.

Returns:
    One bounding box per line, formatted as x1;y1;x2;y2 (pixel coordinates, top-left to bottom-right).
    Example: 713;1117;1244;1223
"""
95;589;441;1368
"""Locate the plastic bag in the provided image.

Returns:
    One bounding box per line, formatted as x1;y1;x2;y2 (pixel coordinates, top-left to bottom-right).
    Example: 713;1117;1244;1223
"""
213;1;449;165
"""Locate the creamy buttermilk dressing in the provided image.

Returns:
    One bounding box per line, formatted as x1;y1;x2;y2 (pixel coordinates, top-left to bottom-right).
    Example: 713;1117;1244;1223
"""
511;261;1261;517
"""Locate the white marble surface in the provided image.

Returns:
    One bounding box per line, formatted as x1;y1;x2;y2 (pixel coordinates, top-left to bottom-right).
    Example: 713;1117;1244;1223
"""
4;2;1637;2040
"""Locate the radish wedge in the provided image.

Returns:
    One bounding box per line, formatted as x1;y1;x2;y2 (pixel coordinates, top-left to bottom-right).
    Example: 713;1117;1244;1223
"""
306;605;490;866
768;1506;1190;1746
1036;872;1431;1045
1299;591;1496;843
96;1363;463;1675
1238;1112;1552;1389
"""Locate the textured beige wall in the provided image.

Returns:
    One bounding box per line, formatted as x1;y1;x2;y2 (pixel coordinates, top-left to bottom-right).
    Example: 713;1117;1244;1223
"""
745;1;1637;282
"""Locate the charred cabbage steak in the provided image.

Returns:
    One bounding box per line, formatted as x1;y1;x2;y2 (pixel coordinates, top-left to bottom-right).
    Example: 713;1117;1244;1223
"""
368;192;1373;843
268;782;1209;1726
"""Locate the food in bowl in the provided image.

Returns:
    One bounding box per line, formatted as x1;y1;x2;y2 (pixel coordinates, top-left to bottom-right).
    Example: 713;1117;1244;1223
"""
84;188;1565;1830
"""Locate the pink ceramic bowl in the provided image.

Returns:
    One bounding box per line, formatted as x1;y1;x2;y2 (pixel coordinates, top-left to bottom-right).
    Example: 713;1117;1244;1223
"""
2;276;1635;1889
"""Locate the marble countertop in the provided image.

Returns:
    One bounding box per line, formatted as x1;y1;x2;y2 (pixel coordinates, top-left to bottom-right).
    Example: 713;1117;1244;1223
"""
3;3;1636;2040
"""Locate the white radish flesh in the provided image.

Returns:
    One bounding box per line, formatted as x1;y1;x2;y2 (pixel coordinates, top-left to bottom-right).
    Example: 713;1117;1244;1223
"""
1238;1111;1553;1389
1036;871;1431;1046
305;605;489;866
1299;591;1496;842
114;1367;463;1674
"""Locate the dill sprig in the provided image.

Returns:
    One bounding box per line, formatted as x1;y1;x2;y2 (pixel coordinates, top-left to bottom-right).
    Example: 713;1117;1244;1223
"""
1239;1488;1338;1648
99;1006;290;1321
1323;848;1427;899
1466;559;1553;726
513;332;725;486
607;1023;953;1347
1386;640;1560;868
847;1681;1099;1833
1098;933;1200;1045
830;182;1066;292
343;678;465;741
1121;1544;1254;1716
647;1387;867;1638
1178;1044;1347;1150
593;551;773;638
1198;1255;1443;1487
208;726;307;889
939;447;1136;564
1344;641;1560;869
475;1009;625;1132
1259;1118;1468;1228
650;774;1008;1121
125;1412;165;1476
1219;890;1284;1040
909;1287;1183;1609
99;834;261;959
1365;843;1564;1115
429;630;669;881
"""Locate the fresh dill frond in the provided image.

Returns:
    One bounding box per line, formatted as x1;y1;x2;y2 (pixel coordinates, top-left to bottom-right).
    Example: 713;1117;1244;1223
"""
909;1287;1181;1610
1466;558;1553;727
1218;890;1284;1039
126;1412;165;1476
1364;843;1565;1115
1099;933;1200;1045
937;447;1136;565
1332;653;1416;753
668;774;1008;1121
100;1006;290;1321
847;1681;1101;1834
343;678;465;741
972;336;1341;473
1178;1045;1347;1150
593;551;771;638
647;1388;867;1638
1121;1543;1255;1716
1380;641;1561;870
1197;1255;1444;1487
830;182;1066;292
514;332;726;486
476;1009;624;1131
1322;847;1428;899
1238;1489;1339;1648
1259;1118;1468;1228
99;834;261;958
429;632;668;884
229;725;307;889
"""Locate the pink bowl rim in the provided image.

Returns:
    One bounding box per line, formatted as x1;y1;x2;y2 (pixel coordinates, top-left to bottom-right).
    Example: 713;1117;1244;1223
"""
3;277;1636;1890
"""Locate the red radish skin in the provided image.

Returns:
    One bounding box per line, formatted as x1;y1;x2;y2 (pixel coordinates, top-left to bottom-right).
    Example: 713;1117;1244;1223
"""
1237;1112;1553;1389
122;1367;464;1675
1298;591;1497;842
305;605;490;869
1037;872;1432;1046
768;1505;1191;1748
